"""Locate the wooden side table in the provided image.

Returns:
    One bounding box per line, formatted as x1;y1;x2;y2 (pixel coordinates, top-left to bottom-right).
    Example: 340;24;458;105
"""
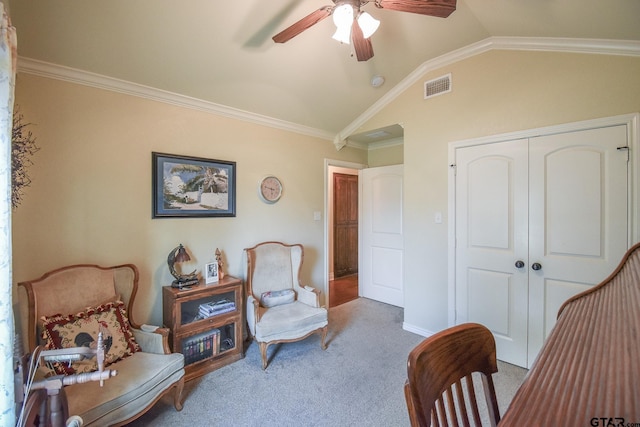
162;275;244;381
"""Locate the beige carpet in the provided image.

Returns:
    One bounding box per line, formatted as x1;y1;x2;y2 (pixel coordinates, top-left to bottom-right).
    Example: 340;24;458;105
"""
127;298;527;426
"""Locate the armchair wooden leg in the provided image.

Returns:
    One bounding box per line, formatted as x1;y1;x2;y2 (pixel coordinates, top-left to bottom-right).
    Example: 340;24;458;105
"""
320;325;328;350
173;377;185;411
259;342;269;370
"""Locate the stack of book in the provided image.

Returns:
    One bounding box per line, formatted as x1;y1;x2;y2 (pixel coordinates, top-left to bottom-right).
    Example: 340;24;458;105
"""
198;299;236;318
182;329;219;365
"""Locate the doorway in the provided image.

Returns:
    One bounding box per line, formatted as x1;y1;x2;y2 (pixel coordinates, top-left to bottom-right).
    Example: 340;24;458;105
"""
331;172;359;307
333;172;358;278
323;128;403;309
326;162;363;308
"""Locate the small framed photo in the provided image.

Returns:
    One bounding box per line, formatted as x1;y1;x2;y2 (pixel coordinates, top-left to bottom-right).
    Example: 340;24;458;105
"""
205;261;219;284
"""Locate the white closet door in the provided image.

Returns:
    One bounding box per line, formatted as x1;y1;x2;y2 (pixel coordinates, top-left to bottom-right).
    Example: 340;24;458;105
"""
526;125;629;364
455;124;629;368
455;139;530;368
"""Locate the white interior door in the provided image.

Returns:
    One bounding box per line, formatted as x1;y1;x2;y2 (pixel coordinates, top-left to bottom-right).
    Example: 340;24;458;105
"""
455;124;629;368
454;139;530;367
526;125;629;363
361;165;404;307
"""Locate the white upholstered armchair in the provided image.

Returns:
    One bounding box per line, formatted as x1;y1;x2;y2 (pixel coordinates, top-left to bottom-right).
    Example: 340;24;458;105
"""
244;242;328;369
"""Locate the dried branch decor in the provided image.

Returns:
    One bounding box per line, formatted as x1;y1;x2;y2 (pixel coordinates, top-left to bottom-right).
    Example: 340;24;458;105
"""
12;109;39;209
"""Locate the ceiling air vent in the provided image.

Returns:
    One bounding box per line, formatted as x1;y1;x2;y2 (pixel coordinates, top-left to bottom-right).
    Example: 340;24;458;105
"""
424;73;451;99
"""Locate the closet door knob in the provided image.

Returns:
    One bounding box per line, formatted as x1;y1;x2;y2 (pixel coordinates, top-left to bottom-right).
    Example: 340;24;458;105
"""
515;260;525;268
531;263;542;271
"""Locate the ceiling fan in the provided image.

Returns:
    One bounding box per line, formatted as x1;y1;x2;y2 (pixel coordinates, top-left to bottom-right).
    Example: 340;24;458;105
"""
272;0;457;62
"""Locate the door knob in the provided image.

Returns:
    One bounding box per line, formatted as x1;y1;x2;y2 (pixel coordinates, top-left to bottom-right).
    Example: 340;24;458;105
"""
515;260;525;268
531;262;542;271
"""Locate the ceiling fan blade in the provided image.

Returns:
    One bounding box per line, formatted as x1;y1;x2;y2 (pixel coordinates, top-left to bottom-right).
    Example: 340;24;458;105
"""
351;19;374;62
272;6;333;43
377;0;456;18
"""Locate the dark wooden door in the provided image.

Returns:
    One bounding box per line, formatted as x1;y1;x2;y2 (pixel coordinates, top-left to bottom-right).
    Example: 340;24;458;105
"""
334;173;358;278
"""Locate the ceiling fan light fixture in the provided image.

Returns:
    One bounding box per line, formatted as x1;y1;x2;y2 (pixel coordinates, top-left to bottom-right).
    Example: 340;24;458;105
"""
332;26;352;44
332;3;354;44
357;12;380;39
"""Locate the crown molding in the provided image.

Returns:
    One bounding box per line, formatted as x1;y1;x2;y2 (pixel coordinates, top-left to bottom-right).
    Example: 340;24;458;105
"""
343;136;404;150
343;140;368;150
368;136;404;150
333;36;640;150
17;57;335;142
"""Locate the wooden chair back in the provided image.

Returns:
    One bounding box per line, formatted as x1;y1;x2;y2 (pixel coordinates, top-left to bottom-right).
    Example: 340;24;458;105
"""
404;323;500;427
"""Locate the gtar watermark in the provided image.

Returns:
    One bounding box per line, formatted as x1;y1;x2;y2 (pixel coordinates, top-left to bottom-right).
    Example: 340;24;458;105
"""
590;418;640;427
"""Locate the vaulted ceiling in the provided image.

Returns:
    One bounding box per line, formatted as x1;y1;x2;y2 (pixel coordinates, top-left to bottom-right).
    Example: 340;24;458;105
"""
8;0;640;141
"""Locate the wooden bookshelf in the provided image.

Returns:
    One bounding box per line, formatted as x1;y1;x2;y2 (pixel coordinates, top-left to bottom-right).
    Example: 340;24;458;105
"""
162;275;244;381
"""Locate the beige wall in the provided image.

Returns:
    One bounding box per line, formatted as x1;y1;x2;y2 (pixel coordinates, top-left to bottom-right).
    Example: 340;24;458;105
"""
13;50;640;337
367;143;403;167
357;50;640;335
12;74;367;326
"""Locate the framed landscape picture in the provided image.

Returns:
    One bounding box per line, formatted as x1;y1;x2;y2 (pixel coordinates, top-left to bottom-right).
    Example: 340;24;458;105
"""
152;152;236;218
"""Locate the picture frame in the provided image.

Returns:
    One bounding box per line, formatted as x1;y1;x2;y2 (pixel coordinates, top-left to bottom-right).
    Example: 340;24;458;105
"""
205;261;219;284
152;152;236;218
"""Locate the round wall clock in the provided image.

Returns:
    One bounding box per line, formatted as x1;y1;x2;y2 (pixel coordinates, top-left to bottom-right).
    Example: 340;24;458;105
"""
258;175;283;204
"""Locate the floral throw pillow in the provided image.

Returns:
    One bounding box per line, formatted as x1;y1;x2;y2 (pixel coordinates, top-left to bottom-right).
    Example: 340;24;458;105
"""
41;300;141;375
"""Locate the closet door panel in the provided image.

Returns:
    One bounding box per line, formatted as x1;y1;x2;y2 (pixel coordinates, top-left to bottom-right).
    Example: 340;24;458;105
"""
527;124;629;364
455;139;529;368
